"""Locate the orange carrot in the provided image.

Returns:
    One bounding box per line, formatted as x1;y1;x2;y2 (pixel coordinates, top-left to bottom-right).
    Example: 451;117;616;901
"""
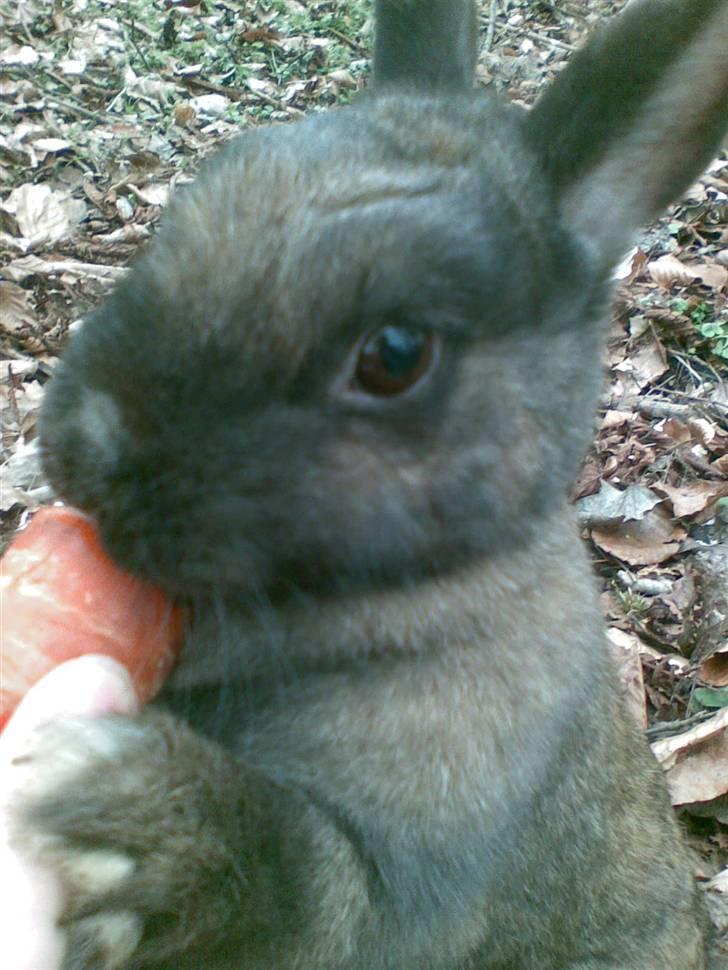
0;506;185;729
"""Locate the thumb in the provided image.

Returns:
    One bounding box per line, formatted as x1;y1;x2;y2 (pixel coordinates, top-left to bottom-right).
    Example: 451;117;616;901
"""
0;656;139;970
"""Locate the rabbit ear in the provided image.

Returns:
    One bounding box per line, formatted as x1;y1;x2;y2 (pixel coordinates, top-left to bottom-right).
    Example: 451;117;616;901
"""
373;0;477;90
526;0;728;272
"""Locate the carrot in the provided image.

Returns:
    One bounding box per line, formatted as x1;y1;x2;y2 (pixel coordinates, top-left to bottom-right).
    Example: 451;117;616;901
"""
0;506;185;730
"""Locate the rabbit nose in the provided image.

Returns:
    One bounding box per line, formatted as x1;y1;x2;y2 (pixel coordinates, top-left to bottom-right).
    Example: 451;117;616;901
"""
40;385;126;517
76;388;125;468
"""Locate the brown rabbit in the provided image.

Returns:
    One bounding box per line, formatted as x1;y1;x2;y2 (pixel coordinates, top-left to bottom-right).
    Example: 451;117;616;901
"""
16;1;728;968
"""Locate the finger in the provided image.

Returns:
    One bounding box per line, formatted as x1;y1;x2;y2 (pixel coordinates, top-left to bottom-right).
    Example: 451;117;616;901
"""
0;656;139;970
0;654;139;753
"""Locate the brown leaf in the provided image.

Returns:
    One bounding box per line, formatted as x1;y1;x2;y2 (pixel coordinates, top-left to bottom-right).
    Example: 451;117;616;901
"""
651;710;728;806
174;104;196;126
656;482;728;518
600;409;633;430
606;628;648;728
240;27;280;45
0;281;36;334
648;253;700;289
591;506;687;565
693;262;728;290
613;333;669;390
688;417;721;449
657;416;693;445
701;649;728;688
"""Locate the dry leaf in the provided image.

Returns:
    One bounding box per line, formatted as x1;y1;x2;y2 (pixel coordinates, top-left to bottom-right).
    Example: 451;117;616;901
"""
613;334;669;390
701;649;728;688
0;184;86;250
600;409;632;430
0;282;36;334
648;253;700;288
189;93;230;117
647;253;728;290
174;103;196;126
606;628;648;728
31;137;72;155
591;506;686;565
328;69;357;89
246;77;277;97
657;416;693;445
651;709;728;806
576;480;662;527
706;868;728;894
0;44;40;67
612;246;645;282
688;417;720;448
240;27;280;44
656;482;728;518
125;73;178;105
693;261;728;290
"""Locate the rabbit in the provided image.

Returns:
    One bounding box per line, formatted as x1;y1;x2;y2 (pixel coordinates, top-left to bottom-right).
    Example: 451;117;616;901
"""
15;0;728;968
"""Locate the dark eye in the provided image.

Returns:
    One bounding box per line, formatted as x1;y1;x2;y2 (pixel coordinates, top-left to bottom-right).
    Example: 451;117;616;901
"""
354;325;435;397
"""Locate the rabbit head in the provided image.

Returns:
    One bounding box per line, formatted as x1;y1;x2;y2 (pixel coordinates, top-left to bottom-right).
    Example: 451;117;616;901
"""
39;0;728;600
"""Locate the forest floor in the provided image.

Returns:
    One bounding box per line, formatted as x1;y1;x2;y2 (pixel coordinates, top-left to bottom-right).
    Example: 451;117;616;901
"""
1;0;727;952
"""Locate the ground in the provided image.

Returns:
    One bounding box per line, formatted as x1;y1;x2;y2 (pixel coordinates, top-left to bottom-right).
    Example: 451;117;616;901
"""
1;0;727;952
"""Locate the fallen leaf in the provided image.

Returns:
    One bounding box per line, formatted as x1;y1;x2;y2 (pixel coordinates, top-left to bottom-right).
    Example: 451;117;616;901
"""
31;138;72;155
128;183;170;207
240;27;280;44
647;254;693;288
656;482;728;518
612;246;645;282
174;103;196;126
613;332;669;390
576;480;663;526
591;506;686;566
0;44;40;67
651;709;728;806
0;184;86;250
688;417;721;448
0;282;36;334
694;687;728;710
701;647;728;688
694;262;728;289
657;416;693;445
189;93;230;117
606;628;648;728
600;409;633;430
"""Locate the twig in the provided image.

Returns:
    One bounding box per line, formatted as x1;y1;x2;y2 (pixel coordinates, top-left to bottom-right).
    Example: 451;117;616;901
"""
173;74;249;103
46;97;104;123
326;27;366;55
173;75;304;118
525;29;576;54
123;18;153;73
646;709;715;741
637;396;728;426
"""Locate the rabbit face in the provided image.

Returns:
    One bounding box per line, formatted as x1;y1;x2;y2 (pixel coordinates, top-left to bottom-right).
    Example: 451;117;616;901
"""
40;95;603;597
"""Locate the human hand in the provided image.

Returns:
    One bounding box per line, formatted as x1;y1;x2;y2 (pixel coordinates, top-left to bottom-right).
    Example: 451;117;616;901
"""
0;656;138;970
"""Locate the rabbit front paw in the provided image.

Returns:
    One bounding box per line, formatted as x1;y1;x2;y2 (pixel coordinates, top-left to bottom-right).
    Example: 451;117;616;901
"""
9;712;241;969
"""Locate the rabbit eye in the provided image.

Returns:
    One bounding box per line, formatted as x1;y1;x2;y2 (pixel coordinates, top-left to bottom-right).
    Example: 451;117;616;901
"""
354;325;435;397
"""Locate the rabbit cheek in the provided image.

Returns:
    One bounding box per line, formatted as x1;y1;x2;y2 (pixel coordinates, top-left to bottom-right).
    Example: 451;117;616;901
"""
276;440;432;581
